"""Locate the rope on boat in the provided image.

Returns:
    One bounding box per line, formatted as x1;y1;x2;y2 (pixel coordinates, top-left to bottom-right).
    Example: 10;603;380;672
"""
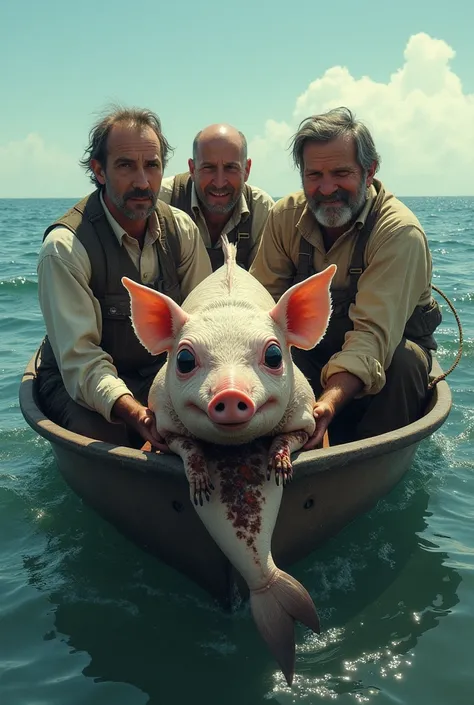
428;284;464;389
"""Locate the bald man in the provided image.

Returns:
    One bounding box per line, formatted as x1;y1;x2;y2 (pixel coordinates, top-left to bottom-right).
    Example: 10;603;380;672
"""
159;123;275;270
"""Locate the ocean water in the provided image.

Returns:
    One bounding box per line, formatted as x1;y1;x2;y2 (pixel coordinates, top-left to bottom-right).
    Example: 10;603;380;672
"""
0;196;473;705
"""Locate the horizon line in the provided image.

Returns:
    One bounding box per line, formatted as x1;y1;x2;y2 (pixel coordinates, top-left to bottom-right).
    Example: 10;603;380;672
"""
1;194;474;200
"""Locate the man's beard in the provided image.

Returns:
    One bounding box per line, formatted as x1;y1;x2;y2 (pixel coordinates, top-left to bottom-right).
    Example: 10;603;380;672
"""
106;183;158;220
306;177;368;229
195;182;242;215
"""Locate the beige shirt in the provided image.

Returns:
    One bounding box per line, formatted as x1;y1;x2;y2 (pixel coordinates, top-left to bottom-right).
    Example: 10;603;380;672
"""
249;182;434;396
37;194;212;421
159;175;275;266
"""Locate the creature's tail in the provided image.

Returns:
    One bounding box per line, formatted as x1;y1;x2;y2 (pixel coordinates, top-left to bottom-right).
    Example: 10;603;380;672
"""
250;569;320;686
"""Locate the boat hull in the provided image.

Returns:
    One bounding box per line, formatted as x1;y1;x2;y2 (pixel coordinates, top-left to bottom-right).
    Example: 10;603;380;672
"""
19;354;452;606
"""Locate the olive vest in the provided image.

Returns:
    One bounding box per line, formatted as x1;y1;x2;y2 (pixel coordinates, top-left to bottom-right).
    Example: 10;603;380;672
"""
39;190;182;376
169;172;253;271
292;183;442;359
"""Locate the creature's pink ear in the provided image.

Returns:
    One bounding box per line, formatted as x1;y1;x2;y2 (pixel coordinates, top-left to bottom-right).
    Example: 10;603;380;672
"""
269;265;337;350
122;277;189;355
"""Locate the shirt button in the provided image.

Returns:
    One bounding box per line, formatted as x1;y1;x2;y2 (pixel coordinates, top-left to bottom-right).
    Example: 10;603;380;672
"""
143;272;149;281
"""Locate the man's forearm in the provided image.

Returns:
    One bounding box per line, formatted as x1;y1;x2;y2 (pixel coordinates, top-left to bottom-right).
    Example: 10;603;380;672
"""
111;393;142;426
318;371;364;415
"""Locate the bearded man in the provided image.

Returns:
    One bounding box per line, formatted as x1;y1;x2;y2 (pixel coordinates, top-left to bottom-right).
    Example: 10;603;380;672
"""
250;107;442;447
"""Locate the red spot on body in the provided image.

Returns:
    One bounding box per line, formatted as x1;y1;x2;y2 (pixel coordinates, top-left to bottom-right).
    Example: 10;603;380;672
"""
240;465;253;481
208;442;269;558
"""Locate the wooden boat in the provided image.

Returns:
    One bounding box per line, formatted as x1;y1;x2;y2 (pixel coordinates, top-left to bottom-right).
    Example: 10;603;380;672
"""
19;353;452;607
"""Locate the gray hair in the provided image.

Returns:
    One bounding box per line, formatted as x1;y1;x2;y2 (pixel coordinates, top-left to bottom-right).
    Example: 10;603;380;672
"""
79;104;174;188
192;129;248;164
290;107;381;175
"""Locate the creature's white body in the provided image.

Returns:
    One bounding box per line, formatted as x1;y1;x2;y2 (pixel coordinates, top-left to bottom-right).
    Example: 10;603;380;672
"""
123;239;336;685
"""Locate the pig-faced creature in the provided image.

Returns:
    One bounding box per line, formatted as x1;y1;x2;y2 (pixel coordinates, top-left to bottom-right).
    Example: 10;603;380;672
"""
123;242;336;504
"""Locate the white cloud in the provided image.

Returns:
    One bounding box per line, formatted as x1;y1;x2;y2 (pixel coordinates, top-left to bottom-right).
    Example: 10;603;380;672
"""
0;133;88;198
248;32;474;196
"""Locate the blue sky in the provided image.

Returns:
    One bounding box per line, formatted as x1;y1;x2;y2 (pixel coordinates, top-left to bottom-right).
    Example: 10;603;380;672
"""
1;0;473;197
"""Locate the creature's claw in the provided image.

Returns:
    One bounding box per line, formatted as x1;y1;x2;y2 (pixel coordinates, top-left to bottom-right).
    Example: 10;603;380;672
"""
267;431;309;487
164;434;214;505
191;470;214;505
267;440;294;487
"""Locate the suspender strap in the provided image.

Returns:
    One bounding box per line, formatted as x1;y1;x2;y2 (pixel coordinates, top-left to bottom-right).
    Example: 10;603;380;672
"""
346;184;386;298
226;183;254;267
294;236;314;284
170;172;194;221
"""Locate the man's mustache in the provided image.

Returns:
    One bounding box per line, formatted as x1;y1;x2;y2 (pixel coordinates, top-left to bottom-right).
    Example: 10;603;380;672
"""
124;189;155;200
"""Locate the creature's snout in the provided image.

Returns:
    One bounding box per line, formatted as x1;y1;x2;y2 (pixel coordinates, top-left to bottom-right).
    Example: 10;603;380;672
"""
207;389;256;424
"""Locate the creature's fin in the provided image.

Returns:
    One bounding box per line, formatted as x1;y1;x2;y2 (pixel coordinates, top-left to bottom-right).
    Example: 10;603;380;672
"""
250;569;320;686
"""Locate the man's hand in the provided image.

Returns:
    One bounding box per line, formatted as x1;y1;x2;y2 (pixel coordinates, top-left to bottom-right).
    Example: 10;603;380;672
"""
303;400;336;450
112;394;169;452
303;371;364;451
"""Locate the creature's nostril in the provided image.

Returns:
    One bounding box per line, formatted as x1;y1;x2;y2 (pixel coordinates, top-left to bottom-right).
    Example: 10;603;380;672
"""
215;402;225;412
237;401;248;411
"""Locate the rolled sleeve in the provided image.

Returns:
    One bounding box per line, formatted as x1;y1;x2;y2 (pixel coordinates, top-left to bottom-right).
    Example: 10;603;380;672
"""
322;351;385;395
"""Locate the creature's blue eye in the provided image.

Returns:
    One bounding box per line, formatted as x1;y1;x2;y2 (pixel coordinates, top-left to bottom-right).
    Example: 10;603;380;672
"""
264;344;282;369
177;349;196;374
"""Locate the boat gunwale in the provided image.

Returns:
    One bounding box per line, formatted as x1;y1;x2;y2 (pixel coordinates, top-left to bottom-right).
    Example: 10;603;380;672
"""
19;353;452;478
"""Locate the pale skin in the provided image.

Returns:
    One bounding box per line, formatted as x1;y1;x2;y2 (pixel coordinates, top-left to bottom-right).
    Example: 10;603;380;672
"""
188;123;251;244
90;122;168;449
301;136;376;450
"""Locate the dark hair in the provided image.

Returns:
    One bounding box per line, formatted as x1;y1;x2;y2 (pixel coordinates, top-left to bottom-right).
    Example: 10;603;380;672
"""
192;129;248;163
290;106;381;175
79;105;174;187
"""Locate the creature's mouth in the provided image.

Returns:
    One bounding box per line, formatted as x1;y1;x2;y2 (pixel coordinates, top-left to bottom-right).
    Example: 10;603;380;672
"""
210;420;250;430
